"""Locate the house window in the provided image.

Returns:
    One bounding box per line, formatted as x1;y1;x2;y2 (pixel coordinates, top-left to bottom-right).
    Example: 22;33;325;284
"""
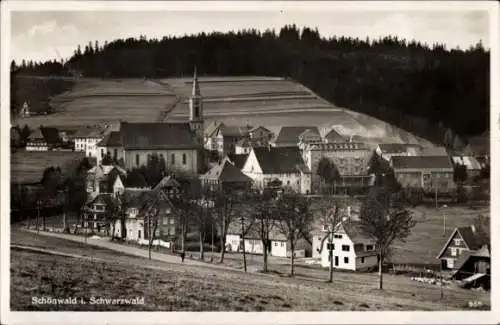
274;242;278;246
342;245;350;252
334;234;343;239
322;225;329;231
361;257;365;263
451;248;457;256
136;154;140;166
171;154;175;165
366;245;374;251
182;153;187;165
344;257;349;264
453;239;461;246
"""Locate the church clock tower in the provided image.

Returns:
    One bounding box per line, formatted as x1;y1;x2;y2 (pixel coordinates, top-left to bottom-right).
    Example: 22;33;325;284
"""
189;67;204;144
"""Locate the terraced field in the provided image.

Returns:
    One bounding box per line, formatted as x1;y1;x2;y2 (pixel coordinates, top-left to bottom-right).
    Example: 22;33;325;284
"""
16;76;432;146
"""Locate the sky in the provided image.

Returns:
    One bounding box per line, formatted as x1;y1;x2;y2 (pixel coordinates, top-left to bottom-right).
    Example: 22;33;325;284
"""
10;9;490;63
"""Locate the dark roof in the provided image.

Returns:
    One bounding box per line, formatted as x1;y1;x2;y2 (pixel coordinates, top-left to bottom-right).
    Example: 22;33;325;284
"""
153;175;182;191
236;138;251;147
452;245;490;277
392;156;453;170
27;129;44;141
87;193;120;208
341;221;373;245
378;143;410;154
120;122;197;150
124;171;149;188
252;146;309;174
41;127;61;145
200;159;253;183
226;153;249;169
74;127;105;139
457;226;482;251
218;125;251;137
275;126;320;145
324;128;344;143
97;131;122;147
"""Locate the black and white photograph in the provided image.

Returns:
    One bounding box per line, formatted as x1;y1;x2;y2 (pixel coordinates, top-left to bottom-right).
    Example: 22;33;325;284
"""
1;1;498;324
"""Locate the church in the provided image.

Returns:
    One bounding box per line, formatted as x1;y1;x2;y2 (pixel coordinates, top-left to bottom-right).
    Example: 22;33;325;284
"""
96;69;205;174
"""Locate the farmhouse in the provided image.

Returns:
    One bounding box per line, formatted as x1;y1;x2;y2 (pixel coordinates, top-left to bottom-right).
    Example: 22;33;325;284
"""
436;225;484;270
242;146;311;194
301;142;374;194
82;193;121;235
73;126;107;158
200;158;253;192
26;127;61;151
273;126;320;147
450;244;490;290
391;155;455;193
315;219;378;271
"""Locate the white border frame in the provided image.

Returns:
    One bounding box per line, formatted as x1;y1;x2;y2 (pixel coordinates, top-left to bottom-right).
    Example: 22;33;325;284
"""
1;1;499;324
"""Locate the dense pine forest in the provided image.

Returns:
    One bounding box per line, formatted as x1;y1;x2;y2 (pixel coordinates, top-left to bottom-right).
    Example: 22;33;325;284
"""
11;25;489;140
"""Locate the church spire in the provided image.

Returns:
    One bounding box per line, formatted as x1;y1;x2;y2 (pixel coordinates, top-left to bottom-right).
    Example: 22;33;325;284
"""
192;66;200;96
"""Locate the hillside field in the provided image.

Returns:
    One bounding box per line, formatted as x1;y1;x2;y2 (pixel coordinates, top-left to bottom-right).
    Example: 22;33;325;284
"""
10;231;489;311
10;151;86;184
14;76;433;147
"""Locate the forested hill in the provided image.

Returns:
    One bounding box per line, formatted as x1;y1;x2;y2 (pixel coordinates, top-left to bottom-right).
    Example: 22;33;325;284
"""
11;25;489;139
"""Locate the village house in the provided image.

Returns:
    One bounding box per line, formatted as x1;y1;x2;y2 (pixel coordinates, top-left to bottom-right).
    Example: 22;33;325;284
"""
321;127;345;143
82;193;121;235
20;101;31;117
225;220;309;258
26;127;61;152
301;142;374;194
248;126;274;146
452;156;483;179
375;143;422;162
152;175;183;198
391;155;455;193
207;123;253;156
199;158;253;192
450;244;490;290
273;126;321;147
314;218;378;271
73;126;107;158
86;164;127;199
242;146;312;194
436;225;484;270
114;188;177;246
234;138;252;155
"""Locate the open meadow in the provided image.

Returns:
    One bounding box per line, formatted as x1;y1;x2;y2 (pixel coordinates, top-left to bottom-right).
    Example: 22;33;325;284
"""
10;230;489;311
10;151;86;184
14;76;432;146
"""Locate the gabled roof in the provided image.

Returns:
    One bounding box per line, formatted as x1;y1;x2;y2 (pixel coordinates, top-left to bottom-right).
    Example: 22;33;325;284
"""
200;160;253;183
27;129;44;141
392;155;453;170
436;226;482;259
451;244;490;277
378;143;410;154
204;121;222;137
87;193;120;208
97;131;122;147
452;156;482;171
249;126;271;133
226;153;249;170
340;221;373;246
298;128;322;143
153;175;182;191
120;122;197;150
217;125;251;137
124;171;149;188
252;146;309;174
41;127;61;145
74;126;105;139
275;126;320;145
236;138;251;148
419;146;448;156
323;128;344;143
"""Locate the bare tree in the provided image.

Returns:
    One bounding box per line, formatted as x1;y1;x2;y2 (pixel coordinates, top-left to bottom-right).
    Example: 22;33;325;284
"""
358;187;416;289
194;189;214;261
250;189;279;273
276;190;313;276
315;197;347;282
145;206;160;260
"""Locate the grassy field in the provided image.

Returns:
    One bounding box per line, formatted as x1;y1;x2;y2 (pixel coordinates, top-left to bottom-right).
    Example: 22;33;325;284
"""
14;76;432;147
10;151;86;184
10;230;490;311
388;204;490;265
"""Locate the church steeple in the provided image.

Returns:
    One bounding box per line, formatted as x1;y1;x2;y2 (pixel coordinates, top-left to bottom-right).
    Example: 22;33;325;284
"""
189;66;204;144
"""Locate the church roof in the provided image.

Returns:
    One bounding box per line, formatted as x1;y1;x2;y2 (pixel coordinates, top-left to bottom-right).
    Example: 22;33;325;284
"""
120;122;197;150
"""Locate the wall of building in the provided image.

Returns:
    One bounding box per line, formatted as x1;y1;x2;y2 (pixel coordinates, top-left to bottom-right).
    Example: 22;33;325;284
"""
270;240;288;257
355;255;378;270
97;146;124;164
440;231;470;270
123;148;198;173
394;169;455;192
319;234;358;270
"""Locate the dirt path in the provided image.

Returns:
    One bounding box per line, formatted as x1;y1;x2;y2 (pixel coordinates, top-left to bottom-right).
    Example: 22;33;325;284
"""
19;229;237;271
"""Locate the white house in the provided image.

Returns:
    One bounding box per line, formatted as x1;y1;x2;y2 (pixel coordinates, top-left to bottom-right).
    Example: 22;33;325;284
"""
242;146;312;194
314;219;378;271
74;126;107;158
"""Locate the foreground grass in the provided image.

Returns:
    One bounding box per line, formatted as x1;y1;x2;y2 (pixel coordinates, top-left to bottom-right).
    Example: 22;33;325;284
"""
10;231;490;311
